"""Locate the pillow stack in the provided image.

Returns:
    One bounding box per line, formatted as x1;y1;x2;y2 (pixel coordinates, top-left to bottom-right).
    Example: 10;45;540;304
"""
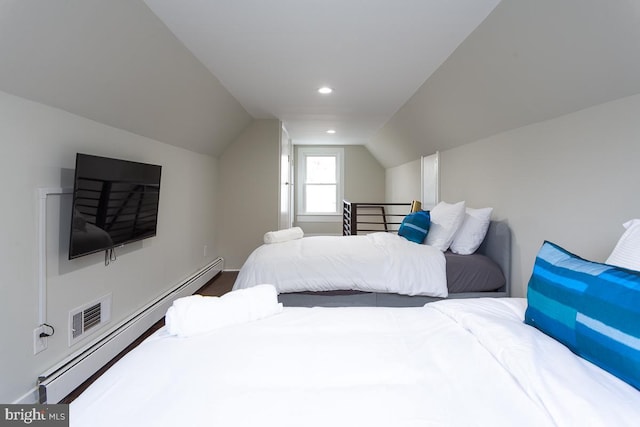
397;200;493;253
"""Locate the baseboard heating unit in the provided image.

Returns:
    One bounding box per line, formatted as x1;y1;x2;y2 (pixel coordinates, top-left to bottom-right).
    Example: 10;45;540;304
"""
38;257;224;404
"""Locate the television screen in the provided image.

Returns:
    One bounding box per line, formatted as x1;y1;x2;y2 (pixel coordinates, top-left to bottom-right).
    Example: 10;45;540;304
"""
69;153;162;259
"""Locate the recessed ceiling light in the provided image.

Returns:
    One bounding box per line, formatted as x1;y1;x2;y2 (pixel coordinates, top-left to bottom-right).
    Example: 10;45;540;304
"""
326;129;336;134
318;86;333;95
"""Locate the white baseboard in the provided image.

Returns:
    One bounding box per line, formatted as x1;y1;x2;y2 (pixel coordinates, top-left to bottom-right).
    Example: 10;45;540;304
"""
35;258;223;404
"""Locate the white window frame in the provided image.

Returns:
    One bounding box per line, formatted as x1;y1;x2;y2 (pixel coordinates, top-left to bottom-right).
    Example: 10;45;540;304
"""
296;147;344;222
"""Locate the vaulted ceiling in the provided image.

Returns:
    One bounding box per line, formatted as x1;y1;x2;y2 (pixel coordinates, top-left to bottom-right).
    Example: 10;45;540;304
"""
142;0;501;147
368;0;640;167
2;1;640;168
0;0;252;157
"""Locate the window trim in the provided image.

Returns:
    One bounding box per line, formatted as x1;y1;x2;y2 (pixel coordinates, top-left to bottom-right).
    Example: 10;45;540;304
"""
296;146;344;218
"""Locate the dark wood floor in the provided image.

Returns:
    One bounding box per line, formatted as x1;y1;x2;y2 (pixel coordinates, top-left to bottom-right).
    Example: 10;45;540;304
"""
197;270;236;297
61;270;238;403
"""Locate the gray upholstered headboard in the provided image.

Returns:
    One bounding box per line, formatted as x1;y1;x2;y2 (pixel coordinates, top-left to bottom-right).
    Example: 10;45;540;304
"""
476;220;511;296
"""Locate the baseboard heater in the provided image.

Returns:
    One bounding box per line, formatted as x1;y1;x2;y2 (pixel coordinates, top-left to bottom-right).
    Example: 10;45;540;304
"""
38;257;224;404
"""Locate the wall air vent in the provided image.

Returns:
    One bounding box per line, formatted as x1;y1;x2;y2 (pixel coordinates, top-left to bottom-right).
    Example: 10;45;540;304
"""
69;294;112;346
40;258;223;404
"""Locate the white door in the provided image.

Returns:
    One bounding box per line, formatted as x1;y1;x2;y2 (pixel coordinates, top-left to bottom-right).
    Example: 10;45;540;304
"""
279;124;293;229
421;152;439;210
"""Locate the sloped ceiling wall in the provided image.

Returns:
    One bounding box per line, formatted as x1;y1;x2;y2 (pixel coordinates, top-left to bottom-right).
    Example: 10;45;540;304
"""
3;0;639;165
0;0;252;156
369;0;640;168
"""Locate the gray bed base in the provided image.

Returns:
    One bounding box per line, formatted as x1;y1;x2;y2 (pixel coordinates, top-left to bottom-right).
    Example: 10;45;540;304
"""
278;221;511;307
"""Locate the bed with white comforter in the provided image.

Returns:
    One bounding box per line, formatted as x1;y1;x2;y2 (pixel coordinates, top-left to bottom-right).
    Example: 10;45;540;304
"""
234;232;448;297
70;298;640;427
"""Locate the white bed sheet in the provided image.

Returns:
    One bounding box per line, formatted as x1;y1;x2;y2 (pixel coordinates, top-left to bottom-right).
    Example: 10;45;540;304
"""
233;232;448;297
70;298;640;427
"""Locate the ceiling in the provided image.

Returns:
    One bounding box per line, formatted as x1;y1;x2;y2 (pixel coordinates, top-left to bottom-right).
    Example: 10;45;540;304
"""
4;0;638;168
0;0;253;158
143;0;501;145
367;0;640;167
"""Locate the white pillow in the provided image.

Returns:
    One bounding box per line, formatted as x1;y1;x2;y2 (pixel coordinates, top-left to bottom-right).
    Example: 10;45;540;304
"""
425;201;466;251
606;219;640;271
450;207;493;255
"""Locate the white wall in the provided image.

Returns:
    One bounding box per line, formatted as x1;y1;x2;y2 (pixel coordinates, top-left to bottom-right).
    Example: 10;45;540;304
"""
440;93;640;296
0;91;220;403
344;145;386;204
368;0;640;169
0;0;252;157
385;159;421;203
383;94;640;297
217;120;281;269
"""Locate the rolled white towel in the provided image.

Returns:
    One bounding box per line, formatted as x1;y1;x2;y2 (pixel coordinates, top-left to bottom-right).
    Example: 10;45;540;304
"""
263;226;304;244
165;284;283;338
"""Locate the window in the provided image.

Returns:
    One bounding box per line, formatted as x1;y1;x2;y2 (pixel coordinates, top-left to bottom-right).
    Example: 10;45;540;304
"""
296;147;344;220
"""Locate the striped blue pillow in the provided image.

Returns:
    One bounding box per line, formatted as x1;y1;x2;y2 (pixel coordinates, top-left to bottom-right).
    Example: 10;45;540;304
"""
525;241;640;389
398;211;431;244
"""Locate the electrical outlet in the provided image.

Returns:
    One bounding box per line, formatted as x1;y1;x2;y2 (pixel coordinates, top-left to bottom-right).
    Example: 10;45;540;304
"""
33;326;48;355
203;245;208;258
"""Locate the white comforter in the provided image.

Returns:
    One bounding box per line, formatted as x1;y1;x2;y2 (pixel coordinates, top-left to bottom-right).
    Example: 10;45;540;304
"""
71;298;640;427
234;232;448;297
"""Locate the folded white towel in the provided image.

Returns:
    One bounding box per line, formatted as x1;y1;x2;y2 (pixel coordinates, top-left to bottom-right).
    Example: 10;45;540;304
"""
263;227;304;244
165;284;283;338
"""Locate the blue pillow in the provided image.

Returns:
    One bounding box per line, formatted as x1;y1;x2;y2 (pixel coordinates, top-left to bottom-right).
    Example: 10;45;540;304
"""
398;210;430;244
525;241;640;389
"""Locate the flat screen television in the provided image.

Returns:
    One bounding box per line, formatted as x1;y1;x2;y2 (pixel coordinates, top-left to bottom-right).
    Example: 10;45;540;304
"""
69;153;162;259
